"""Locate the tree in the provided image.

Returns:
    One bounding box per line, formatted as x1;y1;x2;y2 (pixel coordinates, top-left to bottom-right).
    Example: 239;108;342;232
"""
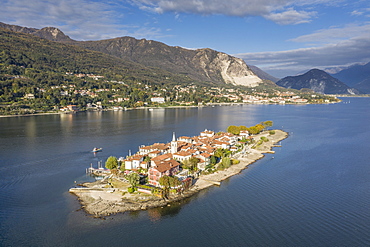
255;123;265;133
120;162;126;172
263;120;273;128
159;175;171;188
126;172;140;188
217;157;231;170
159;175;171;199
227;125;239;135
221;157;231;168
210;155;217;165
183;157;199;171
214;148;225;158
169;176;181;188
105;156;118;170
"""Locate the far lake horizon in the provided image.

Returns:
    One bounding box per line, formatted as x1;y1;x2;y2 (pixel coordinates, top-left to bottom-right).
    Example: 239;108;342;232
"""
0;98;369;246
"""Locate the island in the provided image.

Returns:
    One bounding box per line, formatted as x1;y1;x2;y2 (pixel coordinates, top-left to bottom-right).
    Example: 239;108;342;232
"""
69;121;288;217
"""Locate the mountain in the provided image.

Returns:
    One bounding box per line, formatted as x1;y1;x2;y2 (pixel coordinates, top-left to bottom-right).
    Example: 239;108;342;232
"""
0;22;74;42
276;69;359;94
248;65;279;82
73;37;263;87
329;62;370;93
0;22;263;87
0;27;200;86
353;78;370;93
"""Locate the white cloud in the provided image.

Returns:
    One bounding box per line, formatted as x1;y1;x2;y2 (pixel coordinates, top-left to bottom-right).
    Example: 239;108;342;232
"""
351;10;364;16
290;23;370;43
236;36;370;78
1;0;165;40
131;0;326;24
264;8;316;25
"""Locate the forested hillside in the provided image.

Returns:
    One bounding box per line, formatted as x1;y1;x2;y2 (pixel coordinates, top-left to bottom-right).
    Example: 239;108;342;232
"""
0;28;214;115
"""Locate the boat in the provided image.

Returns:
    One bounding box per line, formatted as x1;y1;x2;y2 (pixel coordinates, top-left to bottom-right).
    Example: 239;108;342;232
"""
92;147;103;153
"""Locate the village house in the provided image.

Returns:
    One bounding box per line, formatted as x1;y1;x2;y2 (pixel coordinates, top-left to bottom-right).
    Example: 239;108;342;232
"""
200;129;215;137
138;143;168;156
239;130;250;137
123;155;148;170
67;105;78;112
151;97;165;104
178;136;193;143
173;151;192;162
195;152;212;170
212;140;230;149
148;153;180;187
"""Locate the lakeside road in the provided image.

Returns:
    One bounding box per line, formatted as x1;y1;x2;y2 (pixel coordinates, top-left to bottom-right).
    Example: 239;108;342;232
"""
70;130;288;217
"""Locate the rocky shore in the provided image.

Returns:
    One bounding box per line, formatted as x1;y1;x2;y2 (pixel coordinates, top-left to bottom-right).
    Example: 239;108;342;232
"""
70;129;288;217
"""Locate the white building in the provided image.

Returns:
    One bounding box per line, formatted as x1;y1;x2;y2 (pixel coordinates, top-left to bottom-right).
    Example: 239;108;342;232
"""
151;97;165;103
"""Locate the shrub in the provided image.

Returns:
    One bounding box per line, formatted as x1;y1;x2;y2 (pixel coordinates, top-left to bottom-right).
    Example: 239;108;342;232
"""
260;136;269;142
269;130;276;135
127;187;136;193
232;159;240;165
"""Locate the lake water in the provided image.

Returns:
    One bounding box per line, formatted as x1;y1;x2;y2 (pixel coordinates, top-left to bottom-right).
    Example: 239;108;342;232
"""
0;98;369;246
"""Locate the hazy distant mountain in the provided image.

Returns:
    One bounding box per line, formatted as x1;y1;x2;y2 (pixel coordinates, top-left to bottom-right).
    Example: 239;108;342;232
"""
276;69;359;94
329;62;370;93
248;65;279;82
352;78;370;93
0;22;264;87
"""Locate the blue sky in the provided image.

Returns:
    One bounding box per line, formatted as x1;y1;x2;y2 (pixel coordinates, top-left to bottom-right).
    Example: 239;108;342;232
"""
2;0;370;78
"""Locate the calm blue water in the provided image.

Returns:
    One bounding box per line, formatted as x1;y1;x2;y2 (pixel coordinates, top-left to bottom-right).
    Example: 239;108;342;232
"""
0;98;369;246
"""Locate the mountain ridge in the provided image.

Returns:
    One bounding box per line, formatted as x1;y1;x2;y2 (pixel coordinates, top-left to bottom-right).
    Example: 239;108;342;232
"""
276;69;359;95
0;22;264;87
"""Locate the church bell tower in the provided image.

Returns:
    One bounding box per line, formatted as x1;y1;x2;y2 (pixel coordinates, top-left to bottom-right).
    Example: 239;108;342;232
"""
171;132;177;154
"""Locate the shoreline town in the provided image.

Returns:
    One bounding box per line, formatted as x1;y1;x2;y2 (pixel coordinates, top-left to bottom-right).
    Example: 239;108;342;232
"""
69;127;288;217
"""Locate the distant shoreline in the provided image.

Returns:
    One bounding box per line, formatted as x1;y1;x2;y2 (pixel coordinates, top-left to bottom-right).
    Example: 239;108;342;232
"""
0;98;343;118
69;129;288;218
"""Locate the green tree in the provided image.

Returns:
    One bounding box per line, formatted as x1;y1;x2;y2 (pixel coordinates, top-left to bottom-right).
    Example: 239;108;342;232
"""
221;157;231;168
126;172;140;188
183;157;199;171
120;162;126;172
227;125;239;135
105;156;118;170
263;120;273;128
214;148;225;158
217;157;231;170
159;175;171;199
210;155;217;165
255;123;265;133
169;176;181;188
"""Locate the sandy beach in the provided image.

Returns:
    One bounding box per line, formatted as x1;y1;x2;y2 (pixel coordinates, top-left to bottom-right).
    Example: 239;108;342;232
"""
70;129;288;217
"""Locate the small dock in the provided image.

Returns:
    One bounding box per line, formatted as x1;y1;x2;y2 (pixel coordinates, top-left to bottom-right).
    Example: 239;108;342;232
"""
69;188;115;193
86;161;111;176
